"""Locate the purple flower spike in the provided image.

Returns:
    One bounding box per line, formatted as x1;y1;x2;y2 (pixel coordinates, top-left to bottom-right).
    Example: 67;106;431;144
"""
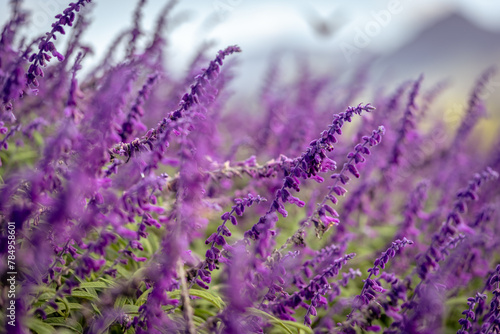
416;167;498;281
246;106;378;253
348;238;414;321
26;0;92;88
189;194;266;288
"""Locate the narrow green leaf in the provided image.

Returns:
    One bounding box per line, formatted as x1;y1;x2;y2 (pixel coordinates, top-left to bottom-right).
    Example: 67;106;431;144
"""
114;295;128;309
37;292;56;300
78;282;110;289
188;289;226;310
122;304;140;314
166;289;225;310
85;287;99;298
61;297;72;318
130;267;148;281
136;287;153;306
10;150;38;163
281;320;314;334
26;318;56;334
192;315;206;326
446;296;468;306
115;265;131;278
98;278;119;287
141;236;153;254
45;302;83;315
33;131;44;146
91;302;102;316
194;307;217;319
44;317;84;333
71;290;99;300
33;286;58;294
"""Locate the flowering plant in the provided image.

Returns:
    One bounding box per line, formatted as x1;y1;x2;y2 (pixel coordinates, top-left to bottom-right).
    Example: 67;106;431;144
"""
1;2;499;333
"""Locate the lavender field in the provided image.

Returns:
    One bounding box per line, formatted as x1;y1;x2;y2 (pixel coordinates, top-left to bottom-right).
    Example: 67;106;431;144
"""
1;1;500;333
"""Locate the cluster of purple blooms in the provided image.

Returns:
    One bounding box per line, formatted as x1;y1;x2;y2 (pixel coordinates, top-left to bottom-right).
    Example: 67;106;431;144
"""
1;1;500;333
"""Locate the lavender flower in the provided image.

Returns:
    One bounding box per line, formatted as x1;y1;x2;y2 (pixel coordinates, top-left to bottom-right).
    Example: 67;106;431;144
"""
269;125;385;261
189;194;266;289
348;238;414;322
269;253;355;325
450;67;497;152
482;265;500;334
245;104;376;249
26;0;92;88
386;75;423;168
110;45;241;162
394;180;429;243
416;167;499;281
125;0;147;58
119;72;160;141
458;292;487;333
301;253;356;326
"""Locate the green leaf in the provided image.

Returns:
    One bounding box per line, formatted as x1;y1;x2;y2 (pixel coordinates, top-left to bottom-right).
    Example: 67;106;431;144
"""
45;302;83;315
249;308;294;334
59;297;72;318
193;314;211;333
91;302;102;316
192;315;206;326
37;292;56;300
446;296;467;306
194;307;217;319
167;289;226;310
26;318;56;334
281;320;314;334
70;290;99;300
130;267;148;281
44;317;84;333
33;131;44;146
188;289;226;310
137;288;224;312
141;236;153;254
122;304;140;314
85;287;99;298
10;150;38;163
114;295;128;309
78;282;111;289
31;286;57;303
136;287;153;306
116;265;131;278
33;286;58;294
98;278;119;288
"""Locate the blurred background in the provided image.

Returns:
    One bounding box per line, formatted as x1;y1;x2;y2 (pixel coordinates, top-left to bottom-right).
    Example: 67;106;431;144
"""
1;0;500;139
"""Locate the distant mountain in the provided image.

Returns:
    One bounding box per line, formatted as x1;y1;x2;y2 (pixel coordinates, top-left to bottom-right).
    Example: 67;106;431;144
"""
374;12;500;84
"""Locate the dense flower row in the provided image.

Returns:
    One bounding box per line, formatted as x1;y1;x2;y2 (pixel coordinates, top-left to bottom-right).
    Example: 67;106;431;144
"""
0;2;499;334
